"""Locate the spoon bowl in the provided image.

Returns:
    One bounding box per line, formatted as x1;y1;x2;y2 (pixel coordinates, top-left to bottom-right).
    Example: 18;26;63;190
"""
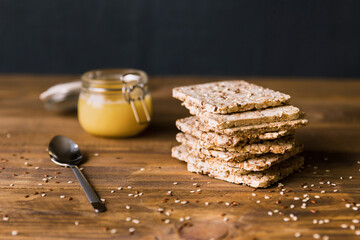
49;135;82;166
48;135;106;212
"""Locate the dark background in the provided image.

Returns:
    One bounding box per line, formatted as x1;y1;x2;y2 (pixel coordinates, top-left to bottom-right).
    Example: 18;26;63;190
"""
1;0;359;77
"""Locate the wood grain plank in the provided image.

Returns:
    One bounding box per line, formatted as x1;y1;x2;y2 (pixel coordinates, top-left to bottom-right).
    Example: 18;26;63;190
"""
0;75;360;239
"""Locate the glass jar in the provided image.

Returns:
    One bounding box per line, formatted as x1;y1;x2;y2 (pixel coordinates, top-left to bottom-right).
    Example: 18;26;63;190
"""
78;69;152;137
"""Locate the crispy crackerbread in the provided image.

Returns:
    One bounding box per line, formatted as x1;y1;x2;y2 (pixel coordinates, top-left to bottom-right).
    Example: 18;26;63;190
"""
176;116;308;136
176;130;294;150
184;103;301;130
176;133;295;162
186;155;304;188
172;80;291;114
172;145;304;188
172;144;303;174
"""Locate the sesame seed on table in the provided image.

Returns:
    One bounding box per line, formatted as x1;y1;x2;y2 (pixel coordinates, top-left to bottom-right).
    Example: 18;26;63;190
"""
0;75;360;239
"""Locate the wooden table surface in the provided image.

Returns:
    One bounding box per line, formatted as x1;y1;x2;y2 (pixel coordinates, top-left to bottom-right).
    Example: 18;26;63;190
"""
0;75;360;240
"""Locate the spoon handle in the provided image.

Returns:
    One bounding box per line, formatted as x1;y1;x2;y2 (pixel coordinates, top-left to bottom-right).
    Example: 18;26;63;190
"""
71;165;106;212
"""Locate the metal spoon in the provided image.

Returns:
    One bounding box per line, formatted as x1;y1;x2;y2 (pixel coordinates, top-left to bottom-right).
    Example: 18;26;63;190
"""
48;135;106;213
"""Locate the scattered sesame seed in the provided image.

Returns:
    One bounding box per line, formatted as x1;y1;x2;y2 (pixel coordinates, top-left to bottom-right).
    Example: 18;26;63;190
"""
355;230;360;236
3;216;9;221
341;224;348;229
41;193;46;197
252;193;257;196
11;230;18;236
350;225;356;230
352;207;359;211
75;221;79;226
9;184;14;186
352;219;359;224
60;195;65;199
323;235;330;240
140;168;145;171
295;232;301;237
101;198;105;202
185;216;191;220
110;190;115;193
321;190;326;194
315;195;320;199
283;217;290;222
174;199;180;203
290;205;295;209
126;217;131;222
179;217;184;222
294;197;300;200
132;219;140;224
164;219;171;224
349;176;353;179
268;211;273;216
223;217;229;222
165;211;171;216
128;194;133;197
128;228;135;234
256;200;261;204
128;186;132;189
117;187;122;190
126;205;131;210
325;170;330;173
313;233;320;239
173;182;178;185
264;195;270;199
180;201;189;204
205;202;209;206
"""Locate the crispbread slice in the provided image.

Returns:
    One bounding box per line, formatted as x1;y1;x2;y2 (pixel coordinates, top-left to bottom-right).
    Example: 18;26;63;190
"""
172;80;291;114
176;133;295;162
176;116;308;136
184;103;301;130
187;155;304;188
172;144;303;174
176;130;294;149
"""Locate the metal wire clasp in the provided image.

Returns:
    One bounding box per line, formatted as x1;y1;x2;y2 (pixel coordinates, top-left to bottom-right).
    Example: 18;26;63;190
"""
122;82;151;125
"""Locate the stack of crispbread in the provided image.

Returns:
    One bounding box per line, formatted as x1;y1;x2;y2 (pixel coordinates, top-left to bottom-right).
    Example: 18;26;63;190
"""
171;80;308;188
